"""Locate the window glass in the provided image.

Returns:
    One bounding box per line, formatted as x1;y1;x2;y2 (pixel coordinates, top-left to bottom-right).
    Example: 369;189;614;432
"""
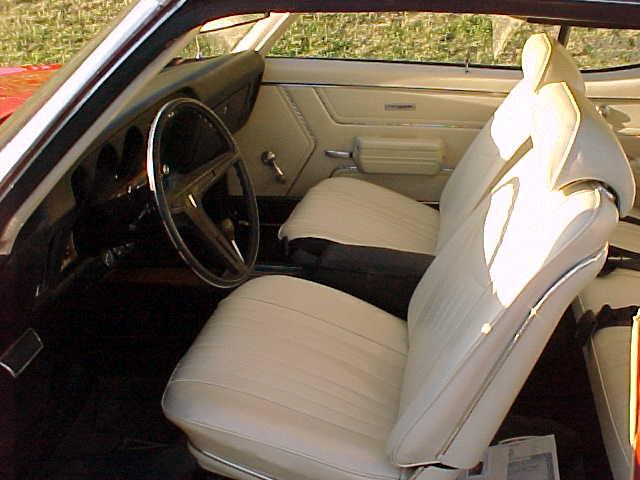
270;13;559;67
566;27;640;70
180;14;265;60
0;0;133;66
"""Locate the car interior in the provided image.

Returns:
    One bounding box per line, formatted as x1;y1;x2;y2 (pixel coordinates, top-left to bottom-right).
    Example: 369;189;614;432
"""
3;10;640;480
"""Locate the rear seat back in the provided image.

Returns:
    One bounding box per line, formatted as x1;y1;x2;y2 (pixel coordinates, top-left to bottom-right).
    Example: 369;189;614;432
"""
387;82;634;468
575;269;639;480
436;33;586;251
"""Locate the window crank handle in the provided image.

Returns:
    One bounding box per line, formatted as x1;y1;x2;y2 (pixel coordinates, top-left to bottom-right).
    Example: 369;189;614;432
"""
261;151;286;183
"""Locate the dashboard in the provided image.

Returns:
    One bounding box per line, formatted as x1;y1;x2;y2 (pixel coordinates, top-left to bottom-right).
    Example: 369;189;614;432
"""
0;50;265;322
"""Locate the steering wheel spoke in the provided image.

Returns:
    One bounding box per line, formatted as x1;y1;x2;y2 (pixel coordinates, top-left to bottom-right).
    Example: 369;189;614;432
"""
147;98;258;288
182;197;246;274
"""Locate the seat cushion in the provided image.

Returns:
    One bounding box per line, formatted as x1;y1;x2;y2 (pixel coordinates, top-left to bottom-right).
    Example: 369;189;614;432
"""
609;207;640;253
163;275;408;480
279;177;440;255
278;35;590;259
576;268;639;480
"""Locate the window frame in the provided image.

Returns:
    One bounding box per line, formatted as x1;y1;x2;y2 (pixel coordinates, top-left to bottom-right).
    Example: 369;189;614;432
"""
265;13;640;73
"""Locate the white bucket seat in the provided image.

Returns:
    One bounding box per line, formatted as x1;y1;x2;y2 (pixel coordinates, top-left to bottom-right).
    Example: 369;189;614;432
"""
162;82;634;480
279;33;586;256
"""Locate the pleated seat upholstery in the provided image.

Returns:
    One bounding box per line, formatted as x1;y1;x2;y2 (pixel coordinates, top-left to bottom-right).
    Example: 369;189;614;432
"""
279;33;586;256
164;81;634;480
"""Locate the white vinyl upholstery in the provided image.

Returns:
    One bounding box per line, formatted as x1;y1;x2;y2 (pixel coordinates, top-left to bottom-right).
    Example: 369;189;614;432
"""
588;327;633;480
388;82;629;466
610;207;640;252
164;81;633;480
279;33;586;256
163;275;408;480
277;176;441;255
575;215;640;480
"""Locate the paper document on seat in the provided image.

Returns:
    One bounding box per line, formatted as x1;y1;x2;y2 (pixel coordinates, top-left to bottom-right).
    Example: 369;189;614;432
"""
458;435;560;480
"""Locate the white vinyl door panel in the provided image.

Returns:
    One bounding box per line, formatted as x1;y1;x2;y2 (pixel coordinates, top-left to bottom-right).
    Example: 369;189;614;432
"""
236;58;640;202
284;85;501;199
316;86;501;127
263;57;521;91
234;86;315;196
235;58;514;200
585;68;640;203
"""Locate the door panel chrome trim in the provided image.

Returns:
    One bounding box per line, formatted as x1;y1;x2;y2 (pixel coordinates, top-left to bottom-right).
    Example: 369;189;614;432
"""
325;149;353;159
279;86;318;196
264;81;509;97
312;86;485;129
266;83;640;105
330;164;360;177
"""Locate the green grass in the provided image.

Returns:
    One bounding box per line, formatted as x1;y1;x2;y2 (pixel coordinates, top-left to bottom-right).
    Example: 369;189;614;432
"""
272;13;640;69
0;5;639;70
0;0;133;66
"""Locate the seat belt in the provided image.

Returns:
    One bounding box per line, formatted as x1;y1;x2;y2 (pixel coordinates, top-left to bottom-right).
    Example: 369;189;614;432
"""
575;304;639;346
599;215;640;276
599;245;640;276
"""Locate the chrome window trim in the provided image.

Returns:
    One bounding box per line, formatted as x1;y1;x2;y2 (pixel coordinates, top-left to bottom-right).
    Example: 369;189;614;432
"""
0;1;190;255
0;0;182;196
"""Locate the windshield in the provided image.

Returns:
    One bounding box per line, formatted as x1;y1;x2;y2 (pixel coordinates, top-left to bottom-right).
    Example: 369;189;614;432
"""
0;0;134;66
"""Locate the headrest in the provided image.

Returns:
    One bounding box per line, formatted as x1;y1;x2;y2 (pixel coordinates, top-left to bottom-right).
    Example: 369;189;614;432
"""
522;33;585;94
490;33;584;161
532;82;635;215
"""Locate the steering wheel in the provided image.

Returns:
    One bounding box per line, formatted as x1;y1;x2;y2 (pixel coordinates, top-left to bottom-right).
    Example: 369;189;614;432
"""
147;97;259;288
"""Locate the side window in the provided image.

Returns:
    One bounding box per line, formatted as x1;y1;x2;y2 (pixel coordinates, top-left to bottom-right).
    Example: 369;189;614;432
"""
269;13;558;67
180;14;265;60
566;27;640;70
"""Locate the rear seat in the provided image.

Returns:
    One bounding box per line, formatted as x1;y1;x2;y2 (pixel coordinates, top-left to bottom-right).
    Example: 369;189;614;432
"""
574;207;640;480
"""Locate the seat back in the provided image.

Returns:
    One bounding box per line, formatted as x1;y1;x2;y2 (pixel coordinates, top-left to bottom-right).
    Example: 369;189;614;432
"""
387;82;635;468
436;33;585;252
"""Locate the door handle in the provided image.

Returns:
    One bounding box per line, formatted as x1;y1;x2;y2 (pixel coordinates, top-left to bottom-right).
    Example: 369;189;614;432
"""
325;150;353;159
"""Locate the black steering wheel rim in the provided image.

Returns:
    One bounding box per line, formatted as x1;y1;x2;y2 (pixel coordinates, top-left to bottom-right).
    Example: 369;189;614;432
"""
147;97;259;288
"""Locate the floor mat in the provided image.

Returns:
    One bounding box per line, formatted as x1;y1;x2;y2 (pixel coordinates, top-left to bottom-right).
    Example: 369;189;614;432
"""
34;377;203;480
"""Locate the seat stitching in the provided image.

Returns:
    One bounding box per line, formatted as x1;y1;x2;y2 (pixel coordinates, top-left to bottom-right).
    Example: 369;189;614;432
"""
196;320;403;390
286;203;438;247
176;361;393;428
301;187;439;237
184;341;399;411
227;296;408;356
165;414;400;480
288;220;435;248
168;378;389;441
297;194;439;240
391;286;490;463
188;341;399;414
315;184;436;228
319;185;436;224
182;344;395;420
213;313;406;369
215;307;406;363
